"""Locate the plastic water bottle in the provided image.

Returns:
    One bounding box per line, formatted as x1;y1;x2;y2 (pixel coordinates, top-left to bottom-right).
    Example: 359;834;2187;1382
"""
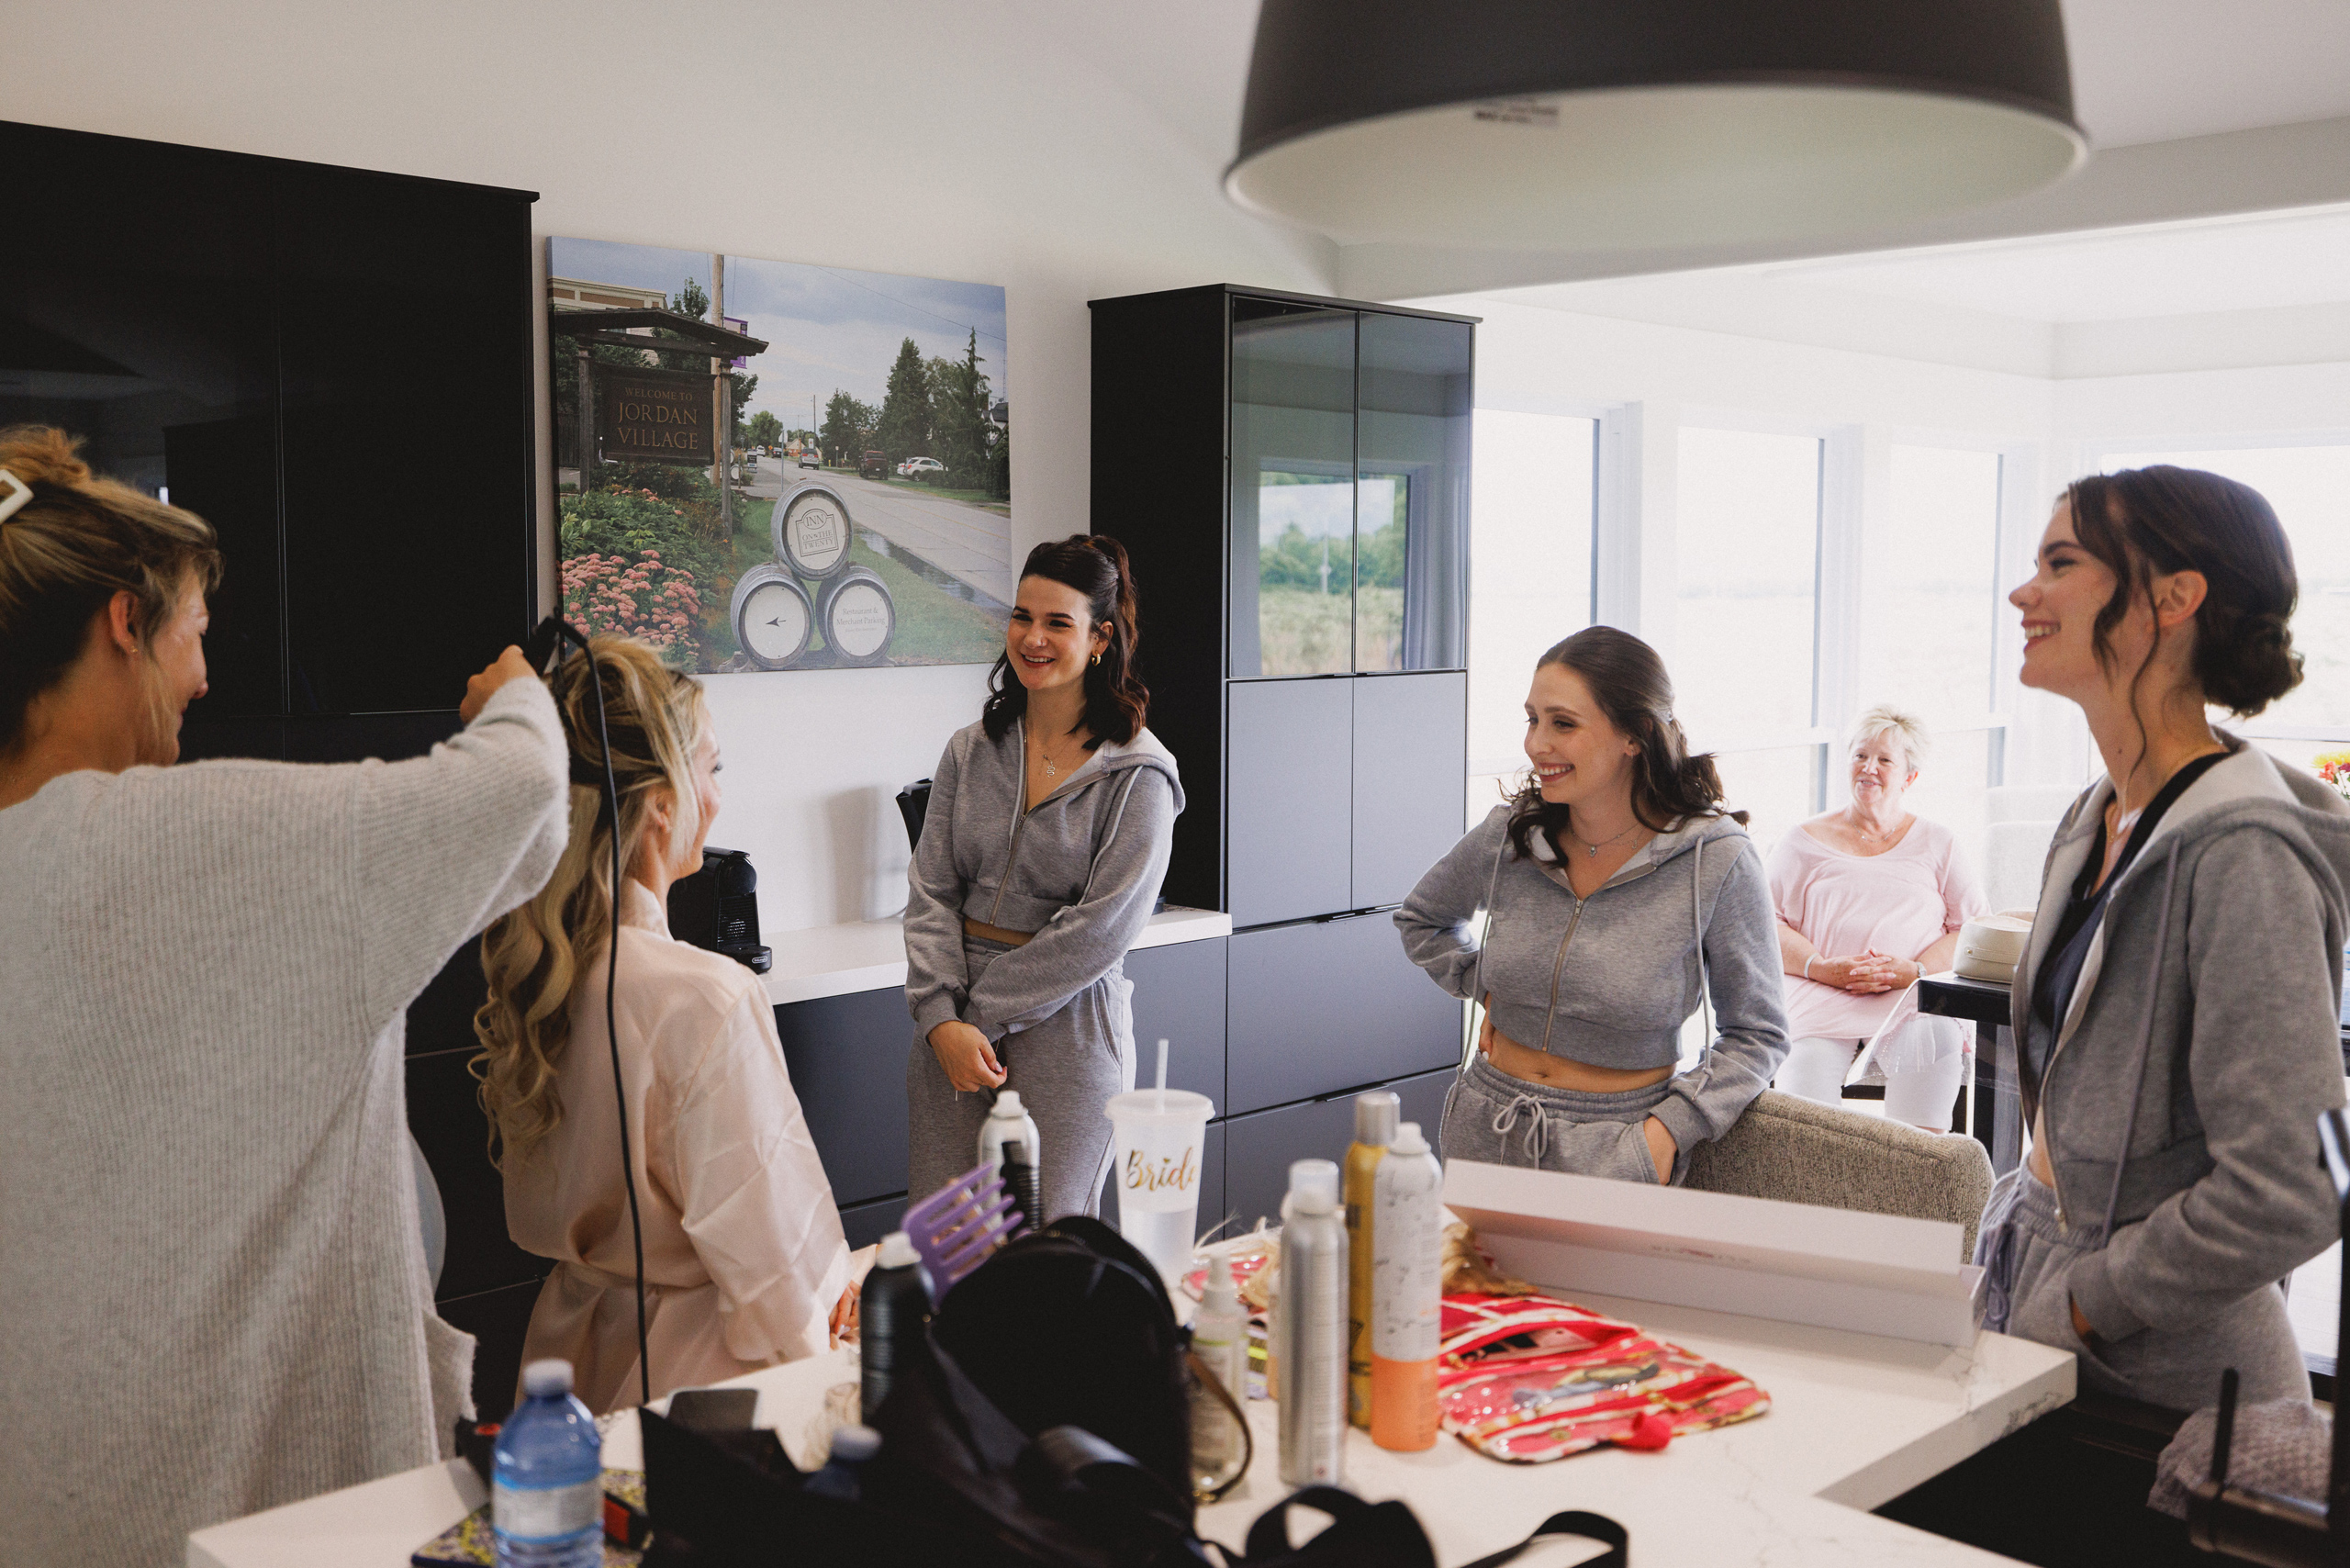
859;1230;934;1420
493;1359;601;1568
804;1423;881;1502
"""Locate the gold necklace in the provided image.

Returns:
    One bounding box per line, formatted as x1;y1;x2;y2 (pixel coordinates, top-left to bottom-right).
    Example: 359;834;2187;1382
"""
1034;725;1087;780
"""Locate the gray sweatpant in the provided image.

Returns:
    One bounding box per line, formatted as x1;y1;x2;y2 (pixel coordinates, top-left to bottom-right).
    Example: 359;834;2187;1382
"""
1439;1052;1689;1184
906;936;1136;1222
1975;1165;2308;1409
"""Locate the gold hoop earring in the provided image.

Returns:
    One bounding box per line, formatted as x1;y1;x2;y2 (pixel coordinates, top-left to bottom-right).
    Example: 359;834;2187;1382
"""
1091;653;1102;666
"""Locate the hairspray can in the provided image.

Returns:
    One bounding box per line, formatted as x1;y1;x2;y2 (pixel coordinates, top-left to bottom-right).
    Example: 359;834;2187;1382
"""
1276;1159;1347;1486
1370;1122;1443;1450
1343;1091;1397;1427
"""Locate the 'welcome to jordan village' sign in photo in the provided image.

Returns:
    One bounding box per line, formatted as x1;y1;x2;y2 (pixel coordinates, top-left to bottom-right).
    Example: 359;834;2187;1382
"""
549;236;1013;673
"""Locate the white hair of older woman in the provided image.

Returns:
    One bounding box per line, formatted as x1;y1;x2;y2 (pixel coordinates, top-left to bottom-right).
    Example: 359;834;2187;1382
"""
1847;704;1931;774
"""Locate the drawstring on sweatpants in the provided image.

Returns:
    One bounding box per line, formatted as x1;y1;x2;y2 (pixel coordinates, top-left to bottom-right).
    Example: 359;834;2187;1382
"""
1493;1092;1550;1160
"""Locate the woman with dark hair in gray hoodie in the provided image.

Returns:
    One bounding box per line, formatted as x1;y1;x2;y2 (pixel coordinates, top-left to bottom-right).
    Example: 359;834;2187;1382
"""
1397;627;1787;1185
903;534;1181;1221
1983;466;2348;1410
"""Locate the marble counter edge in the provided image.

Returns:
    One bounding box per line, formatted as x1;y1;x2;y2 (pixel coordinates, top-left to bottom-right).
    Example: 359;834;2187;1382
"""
760;905;1232;1006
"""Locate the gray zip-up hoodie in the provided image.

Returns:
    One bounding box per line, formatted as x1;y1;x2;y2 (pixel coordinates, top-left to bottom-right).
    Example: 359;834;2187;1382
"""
905;717;1183;1043
2016;743;2350;1342
1396;804;1789;1154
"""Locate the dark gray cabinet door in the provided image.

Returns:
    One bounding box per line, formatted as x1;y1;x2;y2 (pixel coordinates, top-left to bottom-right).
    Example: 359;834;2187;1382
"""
1124;937;1227;1111
1226;912;1461;1116
1221;1067;1454;1235
1226;678;1354;926
1351;671;1467;911
774;988;912;1208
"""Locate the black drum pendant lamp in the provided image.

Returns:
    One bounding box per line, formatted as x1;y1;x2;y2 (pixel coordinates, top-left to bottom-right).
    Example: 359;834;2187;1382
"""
1225;0;2085;249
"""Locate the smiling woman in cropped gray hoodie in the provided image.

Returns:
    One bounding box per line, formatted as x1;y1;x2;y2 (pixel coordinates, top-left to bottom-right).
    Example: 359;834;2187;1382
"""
1398;627;1787;1185
904;535;1181;1221
1981;466;2347;1412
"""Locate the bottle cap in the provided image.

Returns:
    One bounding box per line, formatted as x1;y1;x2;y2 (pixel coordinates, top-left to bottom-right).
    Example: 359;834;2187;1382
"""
992;1090;1024;1117
1353;1091;1399;1147
1392;1121;1429;1158
520;1359;574;1398
830;1424;882;1463
878;1230;919;1269
1203;1250;1239;1310
1287;1158;1338;1215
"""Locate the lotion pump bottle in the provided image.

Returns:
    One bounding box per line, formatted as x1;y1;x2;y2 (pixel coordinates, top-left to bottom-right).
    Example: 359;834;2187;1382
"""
978;1089;1042;1180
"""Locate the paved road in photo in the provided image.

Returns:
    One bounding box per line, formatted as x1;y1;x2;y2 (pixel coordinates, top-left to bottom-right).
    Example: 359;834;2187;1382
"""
745;462;1013;609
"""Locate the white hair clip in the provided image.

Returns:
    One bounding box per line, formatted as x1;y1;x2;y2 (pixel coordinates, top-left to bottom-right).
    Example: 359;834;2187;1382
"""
0;468;31;526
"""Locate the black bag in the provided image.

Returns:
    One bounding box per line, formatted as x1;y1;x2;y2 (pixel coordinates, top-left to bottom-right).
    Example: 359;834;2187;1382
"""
642;1215;1625;1567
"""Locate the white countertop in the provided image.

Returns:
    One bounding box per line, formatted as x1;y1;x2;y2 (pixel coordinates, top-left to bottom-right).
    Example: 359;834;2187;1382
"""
761;902;1232;1006
187;1287;2071;1568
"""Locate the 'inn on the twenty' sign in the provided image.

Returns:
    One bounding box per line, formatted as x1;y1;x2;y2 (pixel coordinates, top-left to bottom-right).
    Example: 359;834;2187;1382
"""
595;364;716;465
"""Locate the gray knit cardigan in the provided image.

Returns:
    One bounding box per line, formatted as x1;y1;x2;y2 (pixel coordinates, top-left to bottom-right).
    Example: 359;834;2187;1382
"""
0;678;568;1566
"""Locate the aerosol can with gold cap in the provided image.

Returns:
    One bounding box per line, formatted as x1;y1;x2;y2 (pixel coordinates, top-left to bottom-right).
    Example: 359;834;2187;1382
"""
1343;1091;1397;1428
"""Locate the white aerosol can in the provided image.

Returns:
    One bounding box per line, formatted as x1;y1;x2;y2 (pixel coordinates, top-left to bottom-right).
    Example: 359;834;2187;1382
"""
1370;1122;1444;1450
978;1090;1042;1178
1276;1159;1348;1487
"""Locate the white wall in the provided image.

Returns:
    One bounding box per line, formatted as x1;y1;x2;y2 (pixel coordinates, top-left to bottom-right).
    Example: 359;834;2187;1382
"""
8;0;1335;930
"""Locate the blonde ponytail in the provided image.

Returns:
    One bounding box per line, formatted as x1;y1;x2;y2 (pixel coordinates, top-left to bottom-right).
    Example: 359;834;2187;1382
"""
471;635;708;1164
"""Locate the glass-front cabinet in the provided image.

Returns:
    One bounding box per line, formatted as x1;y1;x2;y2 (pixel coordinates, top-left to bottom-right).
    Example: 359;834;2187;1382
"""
1227;297;1471;679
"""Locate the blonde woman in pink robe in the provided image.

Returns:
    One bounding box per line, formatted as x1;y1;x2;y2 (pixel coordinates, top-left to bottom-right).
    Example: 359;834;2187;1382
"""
475;636;856;1413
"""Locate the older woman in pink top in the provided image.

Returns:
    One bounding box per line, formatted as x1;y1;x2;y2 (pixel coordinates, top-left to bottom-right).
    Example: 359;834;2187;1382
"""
1770;708;1988;1128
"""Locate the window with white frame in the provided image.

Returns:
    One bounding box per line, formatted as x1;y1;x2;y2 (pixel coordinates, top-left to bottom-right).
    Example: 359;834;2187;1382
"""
2092;442;2350;745
1863;444;2004;728
1673;426;1824;846
1468;409;1595;778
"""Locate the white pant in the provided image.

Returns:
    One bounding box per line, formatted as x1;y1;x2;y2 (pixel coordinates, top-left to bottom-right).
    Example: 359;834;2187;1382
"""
1775;1033;1967;1128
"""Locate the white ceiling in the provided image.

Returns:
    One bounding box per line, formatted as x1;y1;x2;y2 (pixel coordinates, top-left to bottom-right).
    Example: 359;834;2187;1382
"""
1769;205;2350;323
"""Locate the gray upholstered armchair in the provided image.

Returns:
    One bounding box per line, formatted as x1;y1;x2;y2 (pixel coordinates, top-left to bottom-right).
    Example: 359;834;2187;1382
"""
1684;1090;1995;1260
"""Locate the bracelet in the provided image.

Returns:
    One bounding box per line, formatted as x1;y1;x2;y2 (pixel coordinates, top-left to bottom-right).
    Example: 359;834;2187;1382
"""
1803;954;1817;980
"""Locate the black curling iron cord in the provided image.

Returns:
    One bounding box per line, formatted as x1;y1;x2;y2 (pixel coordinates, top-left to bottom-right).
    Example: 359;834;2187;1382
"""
530;616;653;1410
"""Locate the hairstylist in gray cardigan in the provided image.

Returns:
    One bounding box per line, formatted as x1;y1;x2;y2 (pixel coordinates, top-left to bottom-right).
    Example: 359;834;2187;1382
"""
1979;466;2349;1409
1397;627;1787;1184
904;534;1181;1221
0;428;568;1566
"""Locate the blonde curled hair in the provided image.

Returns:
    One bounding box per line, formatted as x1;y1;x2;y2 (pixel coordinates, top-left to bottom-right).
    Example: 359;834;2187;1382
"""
472;634;709;1164
0;425;222;758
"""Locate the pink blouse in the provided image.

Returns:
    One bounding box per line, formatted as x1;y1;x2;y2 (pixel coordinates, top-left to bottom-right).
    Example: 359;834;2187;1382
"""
1767;817;1986;1041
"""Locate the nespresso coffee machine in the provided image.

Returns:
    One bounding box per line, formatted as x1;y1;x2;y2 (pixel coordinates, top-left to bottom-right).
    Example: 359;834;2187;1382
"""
666;846;772;973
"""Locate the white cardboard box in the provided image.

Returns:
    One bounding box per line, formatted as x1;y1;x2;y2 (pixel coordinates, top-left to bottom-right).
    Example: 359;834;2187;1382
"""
1443;1159;1984;1347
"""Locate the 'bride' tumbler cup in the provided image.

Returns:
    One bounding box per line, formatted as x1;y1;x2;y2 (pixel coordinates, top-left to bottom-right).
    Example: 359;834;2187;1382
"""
1105;1088;1214;1292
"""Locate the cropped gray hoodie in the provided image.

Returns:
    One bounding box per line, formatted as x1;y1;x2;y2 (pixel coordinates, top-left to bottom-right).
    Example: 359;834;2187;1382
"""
1396;805;1788;1155
2017;744;2350;1343
905;716;1182;1043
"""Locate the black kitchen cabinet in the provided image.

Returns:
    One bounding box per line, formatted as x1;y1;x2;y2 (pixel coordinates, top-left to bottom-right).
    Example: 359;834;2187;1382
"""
776;986;915;1210
0;118;538;756
1225;678;1354;927
1225;913;1462;1116
1091;285;1474;923
1351;671;1469;910
1221;1066;1454;1235
1124;936;1228;1110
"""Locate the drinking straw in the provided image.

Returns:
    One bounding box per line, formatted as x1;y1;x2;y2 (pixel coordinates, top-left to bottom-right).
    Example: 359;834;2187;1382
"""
1155;1037;1169;1112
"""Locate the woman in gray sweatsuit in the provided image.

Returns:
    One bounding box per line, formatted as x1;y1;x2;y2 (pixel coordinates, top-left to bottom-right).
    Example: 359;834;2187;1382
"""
1982;466;2347;1410
904;535;1181;1221
1398;628;1787;1184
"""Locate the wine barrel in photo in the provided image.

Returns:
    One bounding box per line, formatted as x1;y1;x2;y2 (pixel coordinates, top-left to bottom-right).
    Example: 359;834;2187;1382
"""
818;565;895;666
730;563;814;669
774;483;854;580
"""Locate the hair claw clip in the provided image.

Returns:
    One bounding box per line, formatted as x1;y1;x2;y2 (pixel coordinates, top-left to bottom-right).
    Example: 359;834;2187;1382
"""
0;469;32;527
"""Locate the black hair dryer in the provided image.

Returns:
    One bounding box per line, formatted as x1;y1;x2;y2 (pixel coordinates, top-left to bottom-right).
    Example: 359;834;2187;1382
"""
668;846;772;974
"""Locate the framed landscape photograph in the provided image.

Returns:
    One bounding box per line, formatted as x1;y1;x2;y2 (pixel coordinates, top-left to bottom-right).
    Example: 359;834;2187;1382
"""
549;238;1013;672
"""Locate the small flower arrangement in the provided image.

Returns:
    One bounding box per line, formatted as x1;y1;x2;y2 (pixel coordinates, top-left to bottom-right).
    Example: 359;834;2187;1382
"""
2315;751;2350;803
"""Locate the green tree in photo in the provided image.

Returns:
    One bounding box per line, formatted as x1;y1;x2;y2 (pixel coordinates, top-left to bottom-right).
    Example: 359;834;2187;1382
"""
744;409;782;450
651;275;759;426
926;330;993;489
822;390;878;465
875;336;933;469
